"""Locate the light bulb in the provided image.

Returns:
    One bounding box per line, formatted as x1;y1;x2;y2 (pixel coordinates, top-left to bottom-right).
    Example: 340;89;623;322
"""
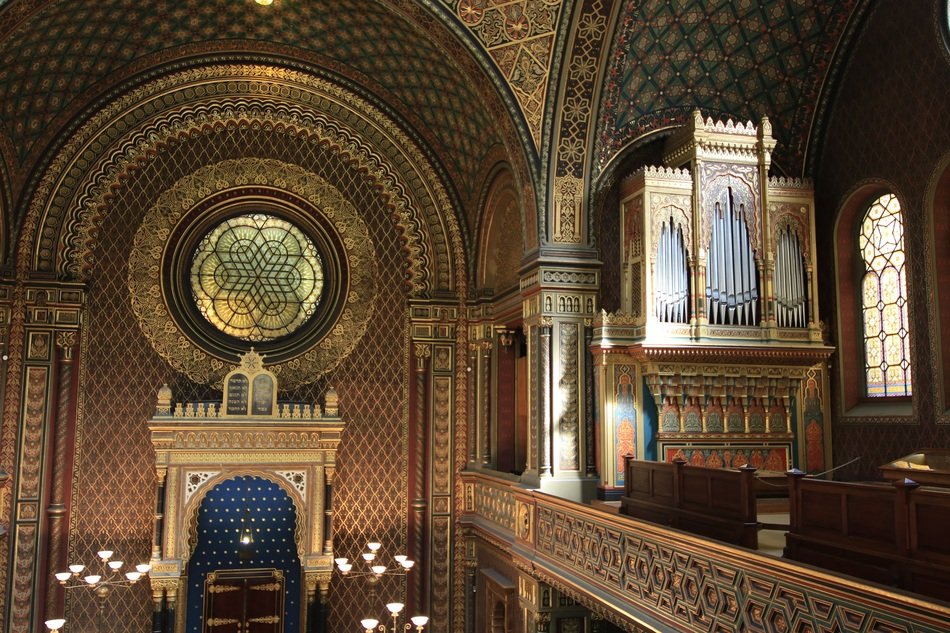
97;550;113;561
108;560;123;570
367;542;382;552
393;555;408;563
361;552;375;562
68;564;84;574
371;565;386;575
386;602;404;615
135;563;151;574
126;571;142;582
401;559;415;569
334;557;348;566
84;574;101;585
338;563;352;573
55;572;71;583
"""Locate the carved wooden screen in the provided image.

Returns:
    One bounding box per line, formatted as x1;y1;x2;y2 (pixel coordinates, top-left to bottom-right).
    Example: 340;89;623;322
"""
203;569;284;633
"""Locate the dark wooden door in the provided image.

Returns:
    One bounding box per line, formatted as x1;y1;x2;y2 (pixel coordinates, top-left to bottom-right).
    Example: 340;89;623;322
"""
203;568;284;633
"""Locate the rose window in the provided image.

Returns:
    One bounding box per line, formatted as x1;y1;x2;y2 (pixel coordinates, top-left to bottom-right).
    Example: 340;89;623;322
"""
190;214;324;341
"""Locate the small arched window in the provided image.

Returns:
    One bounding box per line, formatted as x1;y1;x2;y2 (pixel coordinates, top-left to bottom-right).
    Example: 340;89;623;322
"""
858;193;912;397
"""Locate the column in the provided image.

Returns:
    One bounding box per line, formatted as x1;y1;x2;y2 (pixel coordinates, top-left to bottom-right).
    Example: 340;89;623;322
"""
478;340;492;467
520;264;599;501
44;332;79;623
410;343;430;615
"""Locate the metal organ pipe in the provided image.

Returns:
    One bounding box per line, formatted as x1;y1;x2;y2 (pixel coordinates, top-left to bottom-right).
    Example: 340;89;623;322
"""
655;216;688;323
705;187;759;326
775;227;806;328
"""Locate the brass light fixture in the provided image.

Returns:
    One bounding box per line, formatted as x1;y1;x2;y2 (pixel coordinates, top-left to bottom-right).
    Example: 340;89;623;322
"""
336;542;428;632
49;550;151;632
239;506;255;547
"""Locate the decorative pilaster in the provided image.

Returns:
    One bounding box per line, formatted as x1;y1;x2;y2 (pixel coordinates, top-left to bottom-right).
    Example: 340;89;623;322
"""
521;265;599;500
408;301;458;632
5;282;83;633
538;322;552;478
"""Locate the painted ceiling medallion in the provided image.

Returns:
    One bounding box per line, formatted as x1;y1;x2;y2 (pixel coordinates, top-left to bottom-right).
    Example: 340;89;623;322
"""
129;158;378;387
190;214;325;342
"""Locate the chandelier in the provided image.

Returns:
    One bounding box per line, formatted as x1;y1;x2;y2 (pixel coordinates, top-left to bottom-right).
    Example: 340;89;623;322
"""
335;542;428;632
46;549;151;632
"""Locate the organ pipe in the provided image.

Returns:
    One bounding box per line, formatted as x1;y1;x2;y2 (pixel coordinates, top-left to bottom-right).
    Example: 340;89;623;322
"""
775;227;807;328
655;216;689;323
706;187;758;326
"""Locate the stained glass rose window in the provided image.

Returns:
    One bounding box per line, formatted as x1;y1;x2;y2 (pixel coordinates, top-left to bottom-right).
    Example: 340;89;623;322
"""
191;214;324;341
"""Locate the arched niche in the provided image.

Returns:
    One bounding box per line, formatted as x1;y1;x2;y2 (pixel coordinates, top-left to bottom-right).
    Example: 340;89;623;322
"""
832;180;915;416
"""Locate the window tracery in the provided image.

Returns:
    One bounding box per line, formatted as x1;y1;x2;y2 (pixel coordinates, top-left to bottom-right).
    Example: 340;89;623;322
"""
858;193;912;397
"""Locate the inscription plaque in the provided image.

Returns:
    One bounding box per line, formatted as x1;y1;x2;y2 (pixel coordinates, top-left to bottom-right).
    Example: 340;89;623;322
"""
252;374;274;416
226;374;249;416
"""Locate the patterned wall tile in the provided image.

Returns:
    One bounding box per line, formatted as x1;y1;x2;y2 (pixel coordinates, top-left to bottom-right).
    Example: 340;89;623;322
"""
65;126;413;632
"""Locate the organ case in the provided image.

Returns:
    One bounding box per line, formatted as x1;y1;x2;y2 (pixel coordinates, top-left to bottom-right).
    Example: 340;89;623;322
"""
594;112;833;497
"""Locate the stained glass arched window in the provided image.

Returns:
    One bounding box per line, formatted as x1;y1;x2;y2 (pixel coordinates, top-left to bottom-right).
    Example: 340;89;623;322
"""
859;193;912;397
191;214;324;342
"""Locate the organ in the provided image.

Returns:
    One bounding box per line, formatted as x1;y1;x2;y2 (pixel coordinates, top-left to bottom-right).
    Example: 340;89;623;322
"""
594;111;834;497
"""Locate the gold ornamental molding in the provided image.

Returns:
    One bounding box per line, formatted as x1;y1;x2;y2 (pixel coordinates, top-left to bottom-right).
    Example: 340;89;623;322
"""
19;64;465;298
128;158;376;387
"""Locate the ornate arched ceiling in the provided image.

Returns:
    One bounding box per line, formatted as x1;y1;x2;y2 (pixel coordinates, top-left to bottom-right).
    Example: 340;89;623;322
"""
595;0;868;181
0;0;538;263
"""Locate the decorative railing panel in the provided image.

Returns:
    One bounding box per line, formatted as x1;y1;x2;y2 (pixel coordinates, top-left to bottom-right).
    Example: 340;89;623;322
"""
461;471;950;633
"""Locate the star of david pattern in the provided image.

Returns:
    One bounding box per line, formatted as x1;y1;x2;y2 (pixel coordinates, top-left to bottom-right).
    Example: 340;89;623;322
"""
191;214;324;342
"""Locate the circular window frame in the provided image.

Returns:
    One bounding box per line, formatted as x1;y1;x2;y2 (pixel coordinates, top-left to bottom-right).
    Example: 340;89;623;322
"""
164;191;347;364
129;158;378;387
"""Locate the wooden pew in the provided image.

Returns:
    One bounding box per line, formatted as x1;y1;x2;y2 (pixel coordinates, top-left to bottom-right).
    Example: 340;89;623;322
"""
784;471;950;601
620;457;759;548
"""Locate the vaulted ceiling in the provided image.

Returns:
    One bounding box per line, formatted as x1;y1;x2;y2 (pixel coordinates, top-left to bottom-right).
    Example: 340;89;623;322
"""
0;0;537;261
0;0;870;269
595;0;866;180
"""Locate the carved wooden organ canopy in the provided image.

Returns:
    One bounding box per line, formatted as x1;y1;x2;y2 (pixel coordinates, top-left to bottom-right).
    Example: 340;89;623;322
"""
593;112;833;484
147;350;343;631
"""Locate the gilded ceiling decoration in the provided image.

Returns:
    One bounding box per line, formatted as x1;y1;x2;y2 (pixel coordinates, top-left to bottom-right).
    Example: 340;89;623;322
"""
18;65;465;299
596;0;861;178
446;0;564;148
0;0;531;241
129;158;377;388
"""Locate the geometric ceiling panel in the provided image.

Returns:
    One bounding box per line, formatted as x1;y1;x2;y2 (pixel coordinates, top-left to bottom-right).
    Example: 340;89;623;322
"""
596;0;861;177
0;0;510;207
445;0;564;149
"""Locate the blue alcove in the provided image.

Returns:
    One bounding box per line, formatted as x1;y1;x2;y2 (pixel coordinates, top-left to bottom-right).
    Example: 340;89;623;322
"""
186;475;301;632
